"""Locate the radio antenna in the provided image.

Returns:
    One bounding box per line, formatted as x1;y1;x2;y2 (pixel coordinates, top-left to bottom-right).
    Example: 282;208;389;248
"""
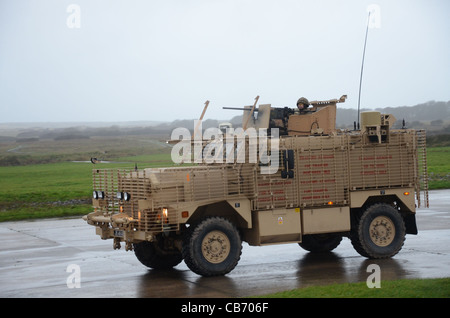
357;11;371;130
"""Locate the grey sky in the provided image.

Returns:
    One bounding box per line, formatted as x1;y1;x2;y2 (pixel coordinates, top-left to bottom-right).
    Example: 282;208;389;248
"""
0;0;449;123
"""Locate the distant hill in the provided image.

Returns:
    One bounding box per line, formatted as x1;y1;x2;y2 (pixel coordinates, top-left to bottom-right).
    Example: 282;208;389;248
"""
1;100;449;140
337;100;450;129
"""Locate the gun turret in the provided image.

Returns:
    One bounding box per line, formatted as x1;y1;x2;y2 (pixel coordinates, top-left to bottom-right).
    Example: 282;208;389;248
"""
223;95;347;136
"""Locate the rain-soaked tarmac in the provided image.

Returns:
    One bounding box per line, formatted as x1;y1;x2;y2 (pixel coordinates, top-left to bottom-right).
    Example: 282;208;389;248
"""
0;190;449;298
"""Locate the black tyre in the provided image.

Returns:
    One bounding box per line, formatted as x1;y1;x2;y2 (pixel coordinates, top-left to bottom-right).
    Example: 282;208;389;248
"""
182;217;242;276
299;234;342;253
351;203;406;259
134;240;182;270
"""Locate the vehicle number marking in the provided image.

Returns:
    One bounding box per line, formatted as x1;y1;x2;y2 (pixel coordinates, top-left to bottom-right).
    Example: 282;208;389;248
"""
114;230;124;237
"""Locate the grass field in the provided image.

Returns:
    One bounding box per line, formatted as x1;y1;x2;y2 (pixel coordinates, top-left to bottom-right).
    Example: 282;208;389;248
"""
257;277;450;298
427;147;450;189
0;153;175;222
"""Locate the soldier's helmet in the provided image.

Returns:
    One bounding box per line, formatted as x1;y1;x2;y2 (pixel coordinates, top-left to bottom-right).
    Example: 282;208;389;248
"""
296;97;310;107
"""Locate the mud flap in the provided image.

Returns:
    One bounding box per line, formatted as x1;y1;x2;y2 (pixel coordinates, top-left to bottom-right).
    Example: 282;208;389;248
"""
404;213;418;235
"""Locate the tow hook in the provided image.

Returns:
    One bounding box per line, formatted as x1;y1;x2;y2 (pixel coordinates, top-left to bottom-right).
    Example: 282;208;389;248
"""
113;238;121;250
125;241;133;251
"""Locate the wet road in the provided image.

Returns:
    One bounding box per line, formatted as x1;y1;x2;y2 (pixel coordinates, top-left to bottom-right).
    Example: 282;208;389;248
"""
1;190;449;298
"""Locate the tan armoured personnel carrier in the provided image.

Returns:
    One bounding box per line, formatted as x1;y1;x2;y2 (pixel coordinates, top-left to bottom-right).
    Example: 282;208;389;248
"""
83;95;429;276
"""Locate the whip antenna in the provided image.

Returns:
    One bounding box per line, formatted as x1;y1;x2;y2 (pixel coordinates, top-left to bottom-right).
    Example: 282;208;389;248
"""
357;11;372;130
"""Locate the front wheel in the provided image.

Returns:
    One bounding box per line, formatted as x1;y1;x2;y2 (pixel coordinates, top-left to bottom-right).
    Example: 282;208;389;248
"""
351;203;406;259
182;217;242;276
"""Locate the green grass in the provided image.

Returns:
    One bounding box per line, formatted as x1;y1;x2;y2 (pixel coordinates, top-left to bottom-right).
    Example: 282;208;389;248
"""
0;162;92;203
0;204;93;222
257;278;450;298
427;147;450;189
0;155;175;222
114;153;173;164
0;135;172;166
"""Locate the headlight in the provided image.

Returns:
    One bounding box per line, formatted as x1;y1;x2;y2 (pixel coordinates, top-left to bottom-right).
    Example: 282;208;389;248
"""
116;192;131;201
93;191;105;199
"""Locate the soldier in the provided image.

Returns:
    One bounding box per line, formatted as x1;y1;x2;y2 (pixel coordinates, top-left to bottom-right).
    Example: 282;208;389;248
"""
296;97;310;113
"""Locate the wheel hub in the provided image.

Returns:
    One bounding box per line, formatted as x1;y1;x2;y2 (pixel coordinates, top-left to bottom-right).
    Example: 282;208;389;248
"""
201;230;230;264
369;216;395;247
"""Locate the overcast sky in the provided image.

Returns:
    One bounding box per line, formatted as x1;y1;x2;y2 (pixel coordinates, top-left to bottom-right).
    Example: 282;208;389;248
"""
0;0;449;123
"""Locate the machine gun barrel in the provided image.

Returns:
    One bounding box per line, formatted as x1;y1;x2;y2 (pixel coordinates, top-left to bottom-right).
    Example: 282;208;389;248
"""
222;107;260;111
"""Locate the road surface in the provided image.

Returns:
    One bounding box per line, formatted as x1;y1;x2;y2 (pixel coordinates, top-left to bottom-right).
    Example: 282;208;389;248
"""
1;190;449;298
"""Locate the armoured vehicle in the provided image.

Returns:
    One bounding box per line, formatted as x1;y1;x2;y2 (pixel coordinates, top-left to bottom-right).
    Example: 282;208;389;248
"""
83;95;429;276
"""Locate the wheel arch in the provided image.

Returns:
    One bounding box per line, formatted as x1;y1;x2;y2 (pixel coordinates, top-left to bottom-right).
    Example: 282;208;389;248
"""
187;198;252;230
350;191;417;235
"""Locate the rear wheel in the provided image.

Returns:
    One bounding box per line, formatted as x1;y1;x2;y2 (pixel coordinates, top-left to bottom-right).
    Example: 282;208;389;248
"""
182;217;242;276
351;203;406;258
